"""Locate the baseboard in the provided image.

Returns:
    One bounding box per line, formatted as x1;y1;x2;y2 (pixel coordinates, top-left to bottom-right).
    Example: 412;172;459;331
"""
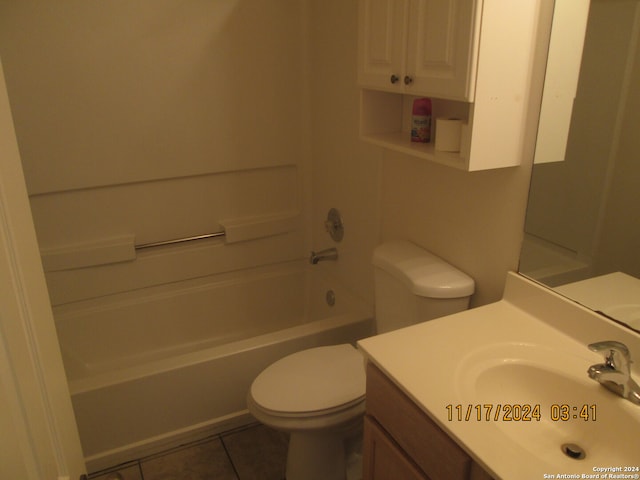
84;411;255;474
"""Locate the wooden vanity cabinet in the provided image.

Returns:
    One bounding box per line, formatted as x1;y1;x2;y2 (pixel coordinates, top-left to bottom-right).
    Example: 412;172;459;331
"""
363;363;493;480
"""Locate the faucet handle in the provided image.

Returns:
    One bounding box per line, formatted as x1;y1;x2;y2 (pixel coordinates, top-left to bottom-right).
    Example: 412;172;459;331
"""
588;341;631;371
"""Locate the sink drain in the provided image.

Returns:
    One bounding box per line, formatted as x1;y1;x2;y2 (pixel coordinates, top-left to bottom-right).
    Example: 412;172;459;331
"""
561;443;586;460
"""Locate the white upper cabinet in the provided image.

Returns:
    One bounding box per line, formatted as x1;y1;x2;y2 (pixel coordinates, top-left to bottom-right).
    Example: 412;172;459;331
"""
358;0;478;101
358;0;407;92
358;0;552;171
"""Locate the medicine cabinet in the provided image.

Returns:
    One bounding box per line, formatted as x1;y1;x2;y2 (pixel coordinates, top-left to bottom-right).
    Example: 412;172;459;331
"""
357;0;549;171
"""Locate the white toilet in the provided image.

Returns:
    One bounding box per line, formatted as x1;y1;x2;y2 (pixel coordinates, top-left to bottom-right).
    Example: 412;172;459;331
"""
247;240;475;480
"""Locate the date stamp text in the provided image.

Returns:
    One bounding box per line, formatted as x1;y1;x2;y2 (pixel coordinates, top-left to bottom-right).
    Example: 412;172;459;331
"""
445;403;597;422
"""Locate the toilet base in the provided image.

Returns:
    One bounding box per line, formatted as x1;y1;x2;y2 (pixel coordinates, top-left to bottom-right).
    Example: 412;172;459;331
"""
285;424;363;480
287;431;345;480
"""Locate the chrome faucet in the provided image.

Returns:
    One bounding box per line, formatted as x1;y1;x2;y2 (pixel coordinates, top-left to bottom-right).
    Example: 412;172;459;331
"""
309;247;338;265
587;341;640;405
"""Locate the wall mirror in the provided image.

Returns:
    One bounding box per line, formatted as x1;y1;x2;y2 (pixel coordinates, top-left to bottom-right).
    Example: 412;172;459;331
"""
519;0;640;334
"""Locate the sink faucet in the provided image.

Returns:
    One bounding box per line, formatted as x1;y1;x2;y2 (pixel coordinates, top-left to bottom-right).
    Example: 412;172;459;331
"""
587;341;640;405
309;247;338;265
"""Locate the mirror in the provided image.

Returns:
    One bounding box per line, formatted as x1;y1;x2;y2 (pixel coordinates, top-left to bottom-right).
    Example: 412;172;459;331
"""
519;0;640;333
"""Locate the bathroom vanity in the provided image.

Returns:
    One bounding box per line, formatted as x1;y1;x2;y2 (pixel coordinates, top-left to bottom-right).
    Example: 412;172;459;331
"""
358;272;640;478
363;363;492;479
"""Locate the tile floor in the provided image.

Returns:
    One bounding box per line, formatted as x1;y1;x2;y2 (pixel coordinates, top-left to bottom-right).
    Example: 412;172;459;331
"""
88;423;288;480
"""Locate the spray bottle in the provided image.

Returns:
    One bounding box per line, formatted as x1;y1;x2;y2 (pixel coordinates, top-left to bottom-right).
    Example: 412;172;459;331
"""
411;98;432;143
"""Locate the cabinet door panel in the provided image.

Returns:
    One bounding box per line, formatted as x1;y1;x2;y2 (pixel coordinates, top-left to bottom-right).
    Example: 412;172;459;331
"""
406;0;477;100
363;416;427;480
366;364;471;479
358;0;408;91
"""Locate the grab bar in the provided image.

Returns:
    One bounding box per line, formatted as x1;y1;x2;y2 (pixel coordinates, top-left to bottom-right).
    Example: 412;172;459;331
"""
135;230;225;250
40;213;299;272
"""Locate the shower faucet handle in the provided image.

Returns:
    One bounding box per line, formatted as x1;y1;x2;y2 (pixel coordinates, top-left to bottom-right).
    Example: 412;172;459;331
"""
324;208;344;242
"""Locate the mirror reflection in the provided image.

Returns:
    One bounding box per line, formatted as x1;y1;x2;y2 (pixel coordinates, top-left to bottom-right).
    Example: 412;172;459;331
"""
519;0;640;333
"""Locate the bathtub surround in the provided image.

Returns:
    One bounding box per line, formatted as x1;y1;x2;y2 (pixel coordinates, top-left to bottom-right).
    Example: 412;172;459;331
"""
1;2;308;195
0;2;309;308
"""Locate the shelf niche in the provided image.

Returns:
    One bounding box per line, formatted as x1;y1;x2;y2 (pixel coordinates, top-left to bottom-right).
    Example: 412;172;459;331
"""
360;89;471;170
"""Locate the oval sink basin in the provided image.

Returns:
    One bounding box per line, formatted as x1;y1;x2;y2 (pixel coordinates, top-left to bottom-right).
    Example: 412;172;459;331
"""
455;343;640;465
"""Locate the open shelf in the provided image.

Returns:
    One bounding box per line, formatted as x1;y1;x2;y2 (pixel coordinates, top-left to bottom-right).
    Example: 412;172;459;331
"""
360;89;472;170
360;131;467;170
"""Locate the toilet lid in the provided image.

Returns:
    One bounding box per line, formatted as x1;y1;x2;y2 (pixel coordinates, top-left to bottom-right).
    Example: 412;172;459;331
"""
250;344;366;414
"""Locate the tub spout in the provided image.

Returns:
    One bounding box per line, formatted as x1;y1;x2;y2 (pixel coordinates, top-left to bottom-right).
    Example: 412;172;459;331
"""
310;247;338;265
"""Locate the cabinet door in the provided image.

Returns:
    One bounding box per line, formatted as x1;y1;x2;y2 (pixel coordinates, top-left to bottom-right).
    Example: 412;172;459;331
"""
363;416;427;480
358;0;408;92
366;364;472;479
405;0;477;100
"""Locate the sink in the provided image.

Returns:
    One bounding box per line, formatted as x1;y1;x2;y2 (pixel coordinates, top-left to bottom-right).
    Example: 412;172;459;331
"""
455;343;640;465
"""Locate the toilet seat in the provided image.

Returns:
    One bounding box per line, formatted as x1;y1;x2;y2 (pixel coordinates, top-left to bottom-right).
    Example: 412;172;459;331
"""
249;344;365;417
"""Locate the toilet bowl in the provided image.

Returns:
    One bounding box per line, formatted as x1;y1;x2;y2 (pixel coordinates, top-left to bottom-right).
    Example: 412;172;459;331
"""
247;344;365;480
247;241;475;480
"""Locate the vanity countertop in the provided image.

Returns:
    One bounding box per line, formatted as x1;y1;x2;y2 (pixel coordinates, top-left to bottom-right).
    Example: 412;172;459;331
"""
358;272;640;479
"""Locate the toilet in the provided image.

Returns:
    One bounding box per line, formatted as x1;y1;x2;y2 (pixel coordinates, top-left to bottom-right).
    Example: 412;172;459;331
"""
246;240;475;480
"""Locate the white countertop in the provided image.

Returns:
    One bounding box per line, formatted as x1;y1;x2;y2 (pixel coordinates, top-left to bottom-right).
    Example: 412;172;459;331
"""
358;272;640;479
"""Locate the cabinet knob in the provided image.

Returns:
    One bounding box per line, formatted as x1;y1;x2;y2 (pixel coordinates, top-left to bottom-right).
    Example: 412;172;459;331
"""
404;75;413;85
390;74;399;84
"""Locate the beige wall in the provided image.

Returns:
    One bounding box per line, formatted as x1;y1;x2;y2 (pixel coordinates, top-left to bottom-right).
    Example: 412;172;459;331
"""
380;154;532;307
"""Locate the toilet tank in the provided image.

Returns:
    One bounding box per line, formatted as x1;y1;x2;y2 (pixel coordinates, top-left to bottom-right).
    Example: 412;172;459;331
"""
373;241;475;334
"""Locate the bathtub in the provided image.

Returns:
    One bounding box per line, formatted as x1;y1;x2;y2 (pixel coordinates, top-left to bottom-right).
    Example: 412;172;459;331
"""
54;261;374;472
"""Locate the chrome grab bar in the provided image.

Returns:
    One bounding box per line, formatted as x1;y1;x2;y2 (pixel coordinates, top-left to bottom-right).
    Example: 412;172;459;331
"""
135;230;225;250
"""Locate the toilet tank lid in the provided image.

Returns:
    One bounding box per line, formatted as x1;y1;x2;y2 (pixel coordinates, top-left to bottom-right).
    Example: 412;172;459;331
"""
372;241;475;298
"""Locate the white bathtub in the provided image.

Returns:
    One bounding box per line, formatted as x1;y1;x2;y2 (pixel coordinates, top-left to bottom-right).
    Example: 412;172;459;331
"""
54;262;374;472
